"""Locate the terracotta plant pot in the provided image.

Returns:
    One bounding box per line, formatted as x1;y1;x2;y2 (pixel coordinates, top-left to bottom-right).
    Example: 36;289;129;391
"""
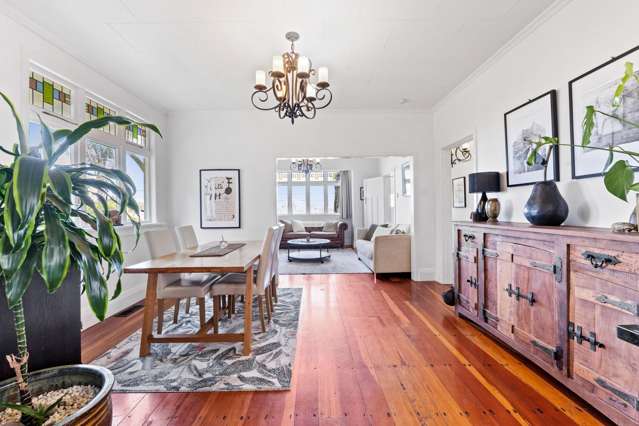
0;365;113;426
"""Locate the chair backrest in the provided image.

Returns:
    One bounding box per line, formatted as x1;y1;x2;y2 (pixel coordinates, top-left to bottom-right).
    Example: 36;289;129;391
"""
144;228;180;288
176;225;198;250
270;224;285;279
255;225;279;294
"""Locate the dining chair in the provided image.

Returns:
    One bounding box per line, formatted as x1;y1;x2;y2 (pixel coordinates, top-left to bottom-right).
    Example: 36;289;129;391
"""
145;228;216;334
270;224;285;305
209;225;278;333
175;225;222;314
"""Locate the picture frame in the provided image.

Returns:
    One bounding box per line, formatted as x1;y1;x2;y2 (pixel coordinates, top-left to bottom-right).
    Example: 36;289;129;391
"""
569;45;639;179
359;186;364;201
199;169;241;229
504;90;559;187
452;177;466;208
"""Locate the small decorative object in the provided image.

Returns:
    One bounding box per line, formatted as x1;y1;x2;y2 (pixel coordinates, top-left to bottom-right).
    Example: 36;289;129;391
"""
359;186;364;201
486;198;501;222
251;32;332;125
468;172;500;222
523;181;569;226
450;143;472;167
401;162;412;196
200;169;241;229
611;222;637;233
219;234;228;249
108;209;122;226
306;234;311;242
504;90;559;186
629;193;639;226
569;45;639;179
452;177;466;208
291;158;321;176
442;288;456;306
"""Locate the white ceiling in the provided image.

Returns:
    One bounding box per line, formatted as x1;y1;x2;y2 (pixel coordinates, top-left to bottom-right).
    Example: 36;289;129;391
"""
1;0;555;112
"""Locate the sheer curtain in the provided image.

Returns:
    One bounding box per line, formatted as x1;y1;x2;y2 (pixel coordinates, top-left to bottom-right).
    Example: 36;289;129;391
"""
339;170;352;220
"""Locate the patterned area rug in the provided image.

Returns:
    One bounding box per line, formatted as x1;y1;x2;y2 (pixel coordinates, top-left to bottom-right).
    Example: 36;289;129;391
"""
278;248;371;274
92;288;302;392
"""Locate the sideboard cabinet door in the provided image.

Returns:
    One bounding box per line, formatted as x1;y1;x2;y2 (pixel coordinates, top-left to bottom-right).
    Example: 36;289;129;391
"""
456;246;478;316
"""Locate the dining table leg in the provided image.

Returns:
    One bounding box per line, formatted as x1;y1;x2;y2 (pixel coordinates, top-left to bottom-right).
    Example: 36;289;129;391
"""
140;272;158;357
243;264;254;356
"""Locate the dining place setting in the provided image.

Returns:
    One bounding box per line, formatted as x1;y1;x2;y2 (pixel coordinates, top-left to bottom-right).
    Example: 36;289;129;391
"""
92;222;302;393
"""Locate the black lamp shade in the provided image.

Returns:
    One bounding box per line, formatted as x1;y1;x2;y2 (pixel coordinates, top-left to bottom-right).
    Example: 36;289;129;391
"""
468;172;500;193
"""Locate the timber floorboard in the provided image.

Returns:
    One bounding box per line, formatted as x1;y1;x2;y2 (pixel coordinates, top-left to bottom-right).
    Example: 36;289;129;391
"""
81;274;612;426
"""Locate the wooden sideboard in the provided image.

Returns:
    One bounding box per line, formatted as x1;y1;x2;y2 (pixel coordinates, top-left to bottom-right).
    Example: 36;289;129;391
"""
453;221;639;425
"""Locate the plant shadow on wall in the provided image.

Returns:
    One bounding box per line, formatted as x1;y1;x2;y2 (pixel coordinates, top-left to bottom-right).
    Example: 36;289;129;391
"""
0;91;161;425
526;62;639;230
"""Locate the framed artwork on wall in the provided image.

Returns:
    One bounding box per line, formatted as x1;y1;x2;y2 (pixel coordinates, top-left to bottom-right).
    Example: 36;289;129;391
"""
569;45;639;179
199;169;241;229
359;186;364;201
452;177;466;208
504;90;559;187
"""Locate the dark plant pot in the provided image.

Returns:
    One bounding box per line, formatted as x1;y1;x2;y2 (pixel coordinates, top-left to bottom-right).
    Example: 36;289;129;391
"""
0;365;114;425
523;181;569;226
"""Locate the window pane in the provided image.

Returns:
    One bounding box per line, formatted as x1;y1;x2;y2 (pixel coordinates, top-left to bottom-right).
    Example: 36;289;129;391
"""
277;183;288;215
86;140;117;169
309;185;324;214
126;152;146;221
85;99;117;135
309;171;323;182
291;172;306;182
327;184;339;214
326;171;339;182
29;71;72;118
28;121;71;164
126;123;146;147
277;171;289;183
291;185;306;214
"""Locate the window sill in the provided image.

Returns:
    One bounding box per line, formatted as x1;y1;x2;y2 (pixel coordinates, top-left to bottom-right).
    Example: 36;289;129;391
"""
113;222;166;237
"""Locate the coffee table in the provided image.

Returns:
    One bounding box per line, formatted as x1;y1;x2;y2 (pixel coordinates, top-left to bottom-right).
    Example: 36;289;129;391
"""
287;238;331;263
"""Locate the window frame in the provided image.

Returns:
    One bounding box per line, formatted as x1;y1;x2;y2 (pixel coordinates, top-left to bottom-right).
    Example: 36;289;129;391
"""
26;65;155;224
277;170;341;216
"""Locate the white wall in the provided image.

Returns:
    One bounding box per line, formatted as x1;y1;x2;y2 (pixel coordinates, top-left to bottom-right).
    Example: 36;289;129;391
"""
276;157;382;245
379;156;413;226
432;0;639;283
0;11;171;328
168;110;436;280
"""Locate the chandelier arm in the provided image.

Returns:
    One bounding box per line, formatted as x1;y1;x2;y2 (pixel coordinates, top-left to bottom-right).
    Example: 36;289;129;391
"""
251;87;281;111
313;88;333;110
277;102;290;120
299;101;317;120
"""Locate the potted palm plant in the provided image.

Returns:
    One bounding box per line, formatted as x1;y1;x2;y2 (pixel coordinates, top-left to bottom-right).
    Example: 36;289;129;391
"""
0;91;161;425
526;62;639;228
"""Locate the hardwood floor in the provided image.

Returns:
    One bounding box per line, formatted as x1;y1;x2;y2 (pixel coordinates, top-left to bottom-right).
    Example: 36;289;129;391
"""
82;274;611;425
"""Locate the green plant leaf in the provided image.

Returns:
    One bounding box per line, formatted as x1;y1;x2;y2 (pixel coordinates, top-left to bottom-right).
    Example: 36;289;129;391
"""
0;91;28;156
603;160;635;201
38;114;54;160
612;62;634;108
40;204;71;293
111;278;123;300
48;168;72;204
52;128;71;141
582;105;596;146
13;156;48;220
0;402;46;422
76;192;116;258
78;253;109;320
2;242;39;308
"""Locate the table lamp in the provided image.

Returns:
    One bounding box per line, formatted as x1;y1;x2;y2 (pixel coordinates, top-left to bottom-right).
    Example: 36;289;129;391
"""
468;172;501;222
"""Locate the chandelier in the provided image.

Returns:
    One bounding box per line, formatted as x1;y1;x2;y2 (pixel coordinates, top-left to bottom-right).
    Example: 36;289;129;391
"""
252;32;332;125
291;158;321;175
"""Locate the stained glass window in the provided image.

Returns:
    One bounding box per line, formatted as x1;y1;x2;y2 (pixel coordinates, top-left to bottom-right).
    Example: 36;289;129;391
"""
125;123;147;147
85;99;117;135
29;72;72;118
86;140;117;169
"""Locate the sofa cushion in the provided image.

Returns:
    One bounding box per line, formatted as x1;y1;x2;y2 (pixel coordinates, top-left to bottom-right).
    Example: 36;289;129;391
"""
310;231;337;239
286;231;310;239
363;224;378;241
279;219;293;233
391;224;410;234
322;221;338;232
292;219;306;232
356;240;374;259
372;226;392;240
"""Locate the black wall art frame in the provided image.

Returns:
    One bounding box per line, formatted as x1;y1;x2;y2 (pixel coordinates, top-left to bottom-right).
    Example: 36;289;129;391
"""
199;169;241;229
569;44;639;180
452;176;466;208
504;90;559;187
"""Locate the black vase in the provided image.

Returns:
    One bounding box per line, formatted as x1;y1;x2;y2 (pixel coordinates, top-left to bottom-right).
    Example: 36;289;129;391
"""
523;181;569;226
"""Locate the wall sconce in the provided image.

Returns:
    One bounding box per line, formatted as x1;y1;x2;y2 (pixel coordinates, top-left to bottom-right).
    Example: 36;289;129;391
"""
450;143;472;167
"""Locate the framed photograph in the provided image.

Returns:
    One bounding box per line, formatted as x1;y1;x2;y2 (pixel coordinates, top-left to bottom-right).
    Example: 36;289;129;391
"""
199;169;241;229
569;45;639;179
359;186;364;201
504;90;559;187
452;177;466;208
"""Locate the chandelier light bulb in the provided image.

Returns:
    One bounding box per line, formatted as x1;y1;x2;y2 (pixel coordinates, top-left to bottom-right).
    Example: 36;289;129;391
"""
254;70;266;90
297;56;310;79
272;56;284;78
305;84;317;101
317;67;329;88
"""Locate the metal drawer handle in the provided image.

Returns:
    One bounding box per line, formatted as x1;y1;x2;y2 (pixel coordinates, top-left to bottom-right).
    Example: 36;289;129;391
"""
594;377;639;411
531;340;560;360
466;277;478;289
617;324;639;347
568;322;605;352
463;233;475;242
595;295;639;316
582;250;621;269
504;284;535;306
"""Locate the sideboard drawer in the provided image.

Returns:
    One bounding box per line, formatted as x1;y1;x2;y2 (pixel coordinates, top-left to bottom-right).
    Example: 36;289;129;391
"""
570;245;639;292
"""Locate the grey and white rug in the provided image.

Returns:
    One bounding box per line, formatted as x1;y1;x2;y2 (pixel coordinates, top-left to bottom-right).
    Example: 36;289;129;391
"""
278;248;371;275
92;288;302;392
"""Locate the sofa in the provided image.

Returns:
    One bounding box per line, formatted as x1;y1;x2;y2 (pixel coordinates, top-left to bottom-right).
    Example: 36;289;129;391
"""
279;220;348;248
355;225;411;281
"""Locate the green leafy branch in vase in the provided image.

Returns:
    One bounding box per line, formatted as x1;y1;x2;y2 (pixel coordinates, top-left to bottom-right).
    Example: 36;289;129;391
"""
0;91;161;425
527;62;639;201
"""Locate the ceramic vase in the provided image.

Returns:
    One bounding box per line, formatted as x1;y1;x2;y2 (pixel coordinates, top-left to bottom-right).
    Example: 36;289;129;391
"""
523;181;569;226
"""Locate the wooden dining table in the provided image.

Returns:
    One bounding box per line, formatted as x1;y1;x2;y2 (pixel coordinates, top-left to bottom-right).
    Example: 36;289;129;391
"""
124;240;262;357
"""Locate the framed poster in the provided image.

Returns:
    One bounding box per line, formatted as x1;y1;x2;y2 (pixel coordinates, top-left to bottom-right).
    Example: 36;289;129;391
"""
359;186;364;201
199;169;241;229
504;90;559;187
452;177;466;208
569;45;639;179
